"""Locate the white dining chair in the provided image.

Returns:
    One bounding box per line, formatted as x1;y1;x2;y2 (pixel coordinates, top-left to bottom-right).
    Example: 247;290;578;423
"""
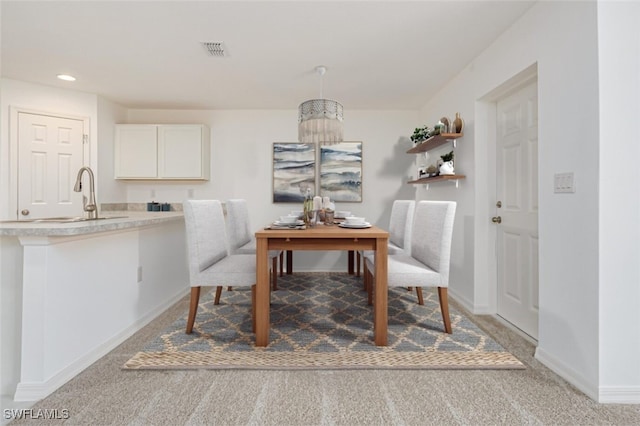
364;200;457;333
358;199;415;283
225;199;283;290
183;199;268;334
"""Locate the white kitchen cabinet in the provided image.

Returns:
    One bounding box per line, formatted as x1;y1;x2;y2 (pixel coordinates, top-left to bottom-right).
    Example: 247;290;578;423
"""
115;124;210;180
115;125;158;178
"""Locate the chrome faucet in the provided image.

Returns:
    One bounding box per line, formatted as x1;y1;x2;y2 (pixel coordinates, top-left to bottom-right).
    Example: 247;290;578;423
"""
73;166;98;219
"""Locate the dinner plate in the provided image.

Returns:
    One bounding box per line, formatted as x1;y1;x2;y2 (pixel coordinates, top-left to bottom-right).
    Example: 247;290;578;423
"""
274;220;304;226
339;222;371;229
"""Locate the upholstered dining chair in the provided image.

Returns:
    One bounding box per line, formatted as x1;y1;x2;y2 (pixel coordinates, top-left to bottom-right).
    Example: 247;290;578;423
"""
358;199;415;281
225;199;283;290
183;199;267;334
364;200;457;333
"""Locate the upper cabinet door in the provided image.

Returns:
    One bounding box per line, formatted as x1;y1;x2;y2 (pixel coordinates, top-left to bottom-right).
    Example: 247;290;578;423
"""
158;125;210;180
114;125;158;178
114;124;210;180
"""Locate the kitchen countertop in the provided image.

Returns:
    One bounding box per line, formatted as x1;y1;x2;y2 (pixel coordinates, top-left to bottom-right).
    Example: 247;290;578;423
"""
0;211;184;237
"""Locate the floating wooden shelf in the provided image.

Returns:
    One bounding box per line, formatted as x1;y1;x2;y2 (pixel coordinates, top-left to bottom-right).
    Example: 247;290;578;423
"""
407;174;466;185
406;133;463;154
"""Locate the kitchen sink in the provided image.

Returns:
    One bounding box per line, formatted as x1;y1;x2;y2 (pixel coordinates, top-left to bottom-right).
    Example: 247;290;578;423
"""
0;216;128;224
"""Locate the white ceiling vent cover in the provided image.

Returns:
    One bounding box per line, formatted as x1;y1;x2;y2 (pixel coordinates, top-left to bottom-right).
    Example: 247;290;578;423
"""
202;42;226;57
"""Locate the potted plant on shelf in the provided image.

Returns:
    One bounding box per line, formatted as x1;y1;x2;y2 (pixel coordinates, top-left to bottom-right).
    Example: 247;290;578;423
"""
410;126;433;146
441;150;454;163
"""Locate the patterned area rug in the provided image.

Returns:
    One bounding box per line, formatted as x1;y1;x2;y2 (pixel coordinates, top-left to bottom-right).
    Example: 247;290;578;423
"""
124;273;524;370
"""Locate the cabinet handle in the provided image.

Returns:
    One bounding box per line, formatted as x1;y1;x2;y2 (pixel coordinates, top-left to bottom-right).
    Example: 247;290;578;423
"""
491;216;502;224
21;209;30;216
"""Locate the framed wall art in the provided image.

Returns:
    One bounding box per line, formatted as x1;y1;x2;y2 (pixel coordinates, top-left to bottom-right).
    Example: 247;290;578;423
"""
272;142;316;203
320;142;362;202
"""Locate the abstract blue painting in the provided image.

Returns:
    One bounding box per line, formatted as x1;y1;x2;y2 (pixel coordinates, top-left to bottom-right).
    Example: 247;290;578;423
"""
320;142;362;202
272;143;316;203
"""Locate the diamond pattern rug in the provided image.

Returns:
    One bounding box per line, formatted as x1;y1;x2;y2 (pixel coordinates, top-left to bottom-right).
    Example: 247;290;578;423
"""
124;273;524;370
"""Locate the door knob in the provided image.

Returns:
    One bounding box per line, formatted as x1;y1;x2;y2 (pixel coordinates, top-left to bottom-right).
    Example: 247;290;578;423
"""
491;216;502;224
21;209;30;216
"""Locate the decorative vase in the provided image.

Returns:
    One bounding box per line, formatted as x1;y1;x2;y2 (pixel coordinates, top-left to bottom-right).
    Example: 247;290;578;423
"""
453;113;464;134
439;161;455;175
303;189;314;226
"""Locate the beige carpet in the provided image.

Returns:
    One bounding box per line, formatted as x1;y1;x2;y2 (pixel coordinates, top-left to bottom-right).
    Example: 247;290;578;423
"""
8;274;640;425
124;273;523;370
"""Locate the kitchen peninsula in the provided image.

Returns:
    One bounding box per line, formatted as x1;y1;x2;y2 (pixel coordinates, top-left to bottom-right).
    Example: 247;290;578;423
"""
0;212;188;401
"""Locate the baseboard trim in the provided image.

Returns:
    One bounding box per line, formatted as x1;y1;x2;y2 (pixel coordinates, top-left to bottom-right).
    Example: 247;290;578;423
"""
13;288;188;402
493;315;538;345
535;346;599;402
448;287;491;315
598;386;640;404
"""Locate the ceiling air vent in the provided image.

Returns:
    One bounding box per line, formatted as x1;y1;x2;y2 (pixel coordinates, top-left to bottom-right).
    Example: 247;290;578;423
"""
202;42;226;57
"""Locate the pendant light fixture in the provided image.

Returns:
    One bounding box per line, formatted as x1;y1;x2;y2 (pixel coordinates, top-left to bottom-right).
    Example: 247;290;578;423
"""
298;66;344;145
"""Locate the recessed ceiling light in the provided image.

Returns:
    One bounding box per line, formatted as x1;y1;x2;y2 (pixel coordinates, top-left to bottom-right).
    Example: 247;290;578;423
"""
57;74;76;81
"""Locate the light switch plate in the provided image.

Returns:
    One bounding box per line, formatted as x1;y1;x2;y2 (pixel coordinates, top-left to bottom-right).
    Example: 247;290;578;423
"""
554;172;575;193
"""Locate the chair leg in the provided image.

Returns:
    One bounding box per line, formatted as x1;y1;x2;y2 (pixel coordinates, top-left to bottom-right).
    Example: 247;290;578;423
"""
416;287;424;305
272;256;278;291
214;286;223;305
186;287;201;334
279;252;284;277
407;287;413;292
438;287;452;334
362;261;368;291
286;250;293;274
227;286;232;291
356;252;361;277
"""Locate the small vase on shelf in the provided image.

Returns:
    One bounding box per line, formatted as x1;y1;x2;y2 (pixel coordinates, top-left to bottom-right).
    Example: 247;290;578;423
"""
453;113;464;134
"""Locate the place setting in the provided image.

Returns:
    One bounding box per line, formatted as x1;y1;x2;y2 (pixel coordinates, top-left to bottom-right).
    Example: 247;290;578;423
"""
266;214;306;229
338;215;372;229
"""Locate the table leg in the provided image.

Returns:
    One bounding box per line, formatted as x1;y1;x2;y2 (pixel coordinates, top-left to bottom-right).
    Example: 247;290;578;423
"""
373;238;388;346
286;250;293;275
348;250;355;274
255;238;270;346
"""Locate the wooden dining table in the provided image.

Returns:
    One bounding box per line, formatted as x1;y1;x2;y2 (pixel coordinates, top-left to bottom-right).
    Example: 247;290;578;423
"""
255;223;389;347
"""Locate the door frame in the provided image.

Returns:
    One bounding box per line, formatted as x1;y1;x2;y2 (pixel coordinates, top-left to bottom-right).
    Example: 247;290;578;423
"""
9;106;90;220
473;64;539;324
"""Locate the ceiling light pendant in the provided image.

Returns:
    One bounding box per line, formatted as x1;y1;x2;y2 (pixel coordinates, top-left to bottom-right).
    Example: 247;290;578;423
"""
298;66;344;145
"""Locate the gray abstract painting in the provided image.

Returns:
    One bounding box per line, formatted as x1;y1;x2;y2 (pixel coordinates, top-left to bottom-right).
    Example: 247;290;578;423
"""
273;143;316;203
320;142;362;202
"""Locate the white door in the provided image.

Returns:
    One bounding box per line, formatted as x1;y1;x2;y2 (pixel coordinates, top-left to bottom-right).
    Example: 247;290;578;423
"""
18;112;86;219
495;81;539;339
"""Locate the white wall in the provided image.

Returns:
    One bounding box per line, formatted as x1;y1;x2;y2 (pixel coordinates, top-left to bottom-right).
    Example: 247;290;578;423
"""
97;96;128;203
121;108;419;271
416;1;639;402
596;1;640;402
0;237;21;398
10;220;187;401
